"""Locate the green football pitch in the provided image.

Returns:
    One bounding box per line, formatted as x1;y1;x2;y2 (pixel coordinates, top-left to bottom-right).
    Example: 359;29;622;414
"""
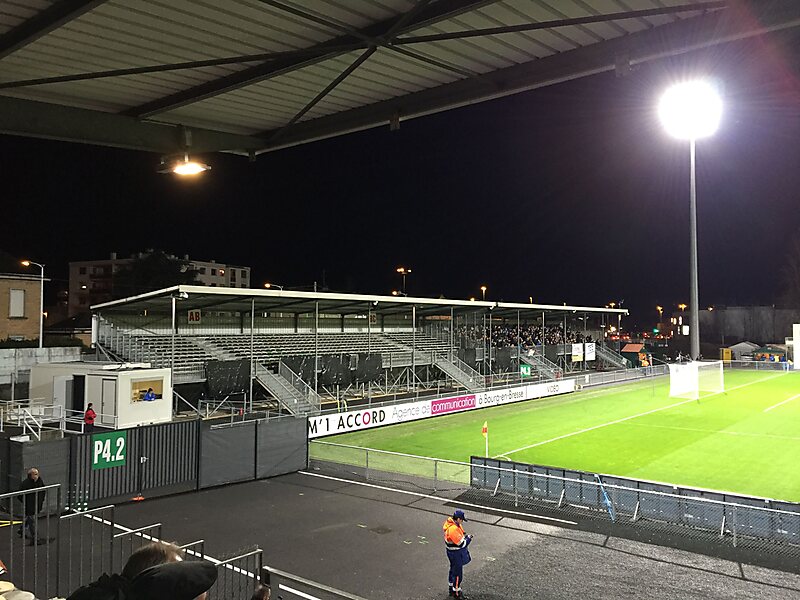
315;369;800;502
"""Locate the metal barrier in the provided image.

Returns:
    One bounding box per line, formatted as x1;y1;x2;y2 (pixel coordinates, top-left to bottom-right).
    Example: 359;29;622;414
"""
263;565;370;600
469;457;800;556
112;523;163;572
310;442;800;558
208;548;263;600
59;505;115;595
0;483;62;599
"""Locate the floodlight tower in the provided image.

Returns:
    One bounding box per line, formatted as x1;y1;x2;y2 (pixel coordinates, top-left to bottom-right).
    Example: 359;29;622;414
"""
659;80;722;360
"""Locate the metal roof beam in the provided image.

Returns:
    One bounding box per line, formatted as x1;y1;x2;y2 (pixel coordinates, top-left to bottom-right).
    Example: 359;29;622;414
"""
123;0;498;119
256;2;800;153
393;1;729;45
0;95;266;154
0;0;107;60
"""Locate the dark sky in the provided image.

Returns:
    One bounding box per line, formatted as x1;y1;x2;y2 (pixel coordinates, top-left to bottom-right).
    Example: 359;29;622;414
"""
3;31;800;329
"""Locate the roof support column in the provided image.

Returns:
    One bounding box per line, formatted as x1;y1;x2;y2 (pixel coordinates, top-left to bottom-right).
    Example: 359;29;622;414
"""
249;297;255;413
170;296;176;394
314;301;319;394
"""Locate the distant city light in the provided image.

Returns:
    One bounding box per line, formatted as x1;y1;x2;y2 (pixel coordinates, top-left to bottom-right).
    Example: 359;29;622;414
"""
658;80;722;140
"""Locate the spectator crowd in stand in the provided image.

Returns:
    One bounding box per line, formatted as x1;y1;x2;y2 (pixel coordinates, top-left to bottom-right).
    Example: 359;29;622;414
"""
456;324;593;349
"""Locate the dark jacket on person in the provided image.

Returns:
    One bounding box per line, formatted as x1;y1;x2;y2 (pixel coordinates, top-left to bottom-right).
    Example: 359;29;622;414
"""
19;475;45;516
67;561;217;600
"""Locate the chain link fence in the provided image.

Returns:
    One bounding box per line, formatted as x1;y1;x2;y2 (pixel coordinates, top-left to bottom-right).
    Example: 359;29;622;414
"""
310;441;800;559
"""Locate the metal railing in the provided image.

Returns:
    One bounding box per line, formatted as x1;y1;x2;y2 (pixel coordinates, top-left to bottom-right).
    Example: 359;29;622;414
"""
208;548;263;600
279;360;321;412
309;441;800;559
469;457;800;556
262;565;370;600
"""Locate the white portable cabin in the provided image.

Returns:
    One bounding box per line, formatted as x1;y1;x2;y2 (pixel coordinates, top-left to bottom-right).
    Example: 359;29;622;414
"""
29;362;172;428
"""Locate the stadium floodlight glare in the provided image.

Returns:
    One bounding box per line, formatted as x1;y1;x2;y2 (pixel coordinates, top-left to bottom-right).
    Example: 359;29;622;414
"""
660;80;722;360
159;153;210;176
658;80;722;140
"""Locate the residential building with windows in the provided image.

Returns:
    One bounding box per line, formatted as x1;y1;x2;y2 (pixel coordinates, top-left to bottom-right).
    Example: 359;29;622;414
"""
1;274;43;341
68;252;251;316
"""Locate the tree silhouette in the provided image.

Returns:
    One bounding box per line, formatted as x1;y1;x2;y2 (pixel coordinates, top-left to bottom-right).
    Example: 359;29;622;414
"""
780;232;800;308
112;251;199;298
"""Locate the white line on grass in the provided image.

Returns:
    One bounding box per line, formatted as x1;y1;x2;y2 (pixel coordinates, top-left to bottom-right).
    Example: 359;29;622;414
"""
300;471;578;526
498;371;789;458
764;393;800;413
620;422;800;441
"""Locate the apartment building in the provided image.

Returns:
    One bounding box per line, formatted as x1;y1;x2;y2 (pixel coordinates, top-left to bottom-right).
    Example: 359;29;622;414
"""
1;274;43;341
69;252;250;316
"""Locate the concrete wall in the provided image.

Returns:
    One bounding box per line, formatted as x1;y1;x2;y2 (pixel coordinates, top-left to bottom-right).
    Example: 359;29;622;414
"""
0;347;82;389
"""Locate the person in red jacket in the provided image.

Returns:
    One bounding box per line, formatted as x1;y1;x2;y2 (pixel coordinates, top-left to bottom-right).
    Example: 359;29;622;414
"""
443;509;473;598
84;403;97;433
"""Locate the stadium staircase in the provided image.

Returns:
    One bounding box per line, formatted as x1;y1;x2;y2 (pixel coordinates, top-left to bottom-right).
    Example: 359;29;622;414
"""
596;345;631;369
520;352;561;381
434;353;485;392
254;362;321;416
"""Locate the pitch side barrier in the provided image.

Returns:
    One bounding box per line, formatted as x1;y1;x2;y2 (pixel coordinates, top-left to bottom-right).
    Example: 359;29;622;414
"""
307;365;668;439
307;380;576;438
470;458;800;557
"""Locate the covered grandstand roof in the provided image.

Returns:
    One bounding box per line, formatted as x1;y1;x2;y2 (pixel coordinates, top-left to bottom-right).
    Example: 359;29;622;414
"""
1;1;798;156
91;285;629;318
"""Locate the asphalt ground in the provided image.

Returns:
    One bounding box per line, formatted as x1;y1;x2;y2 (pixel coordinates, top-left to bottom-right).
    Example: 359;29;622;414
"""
102;470;800;600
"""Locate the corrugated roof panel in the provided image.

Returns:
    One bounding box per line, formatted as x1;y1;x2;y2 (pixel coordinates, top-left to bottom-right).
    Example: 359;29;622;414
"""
0;0;51;34
272;0;409;33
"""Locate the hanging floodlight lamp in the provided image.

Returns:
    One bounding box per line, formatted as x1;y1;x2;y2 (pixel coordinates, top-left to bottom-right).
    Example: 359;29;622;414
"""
157;126;210;176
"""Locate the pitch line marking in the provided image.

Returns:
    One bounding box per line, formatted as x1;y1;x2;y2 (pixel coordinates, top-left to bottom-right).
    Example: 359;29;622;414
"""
498;372;789;458
300;471;578;526
621;422;800;441
764;393;800;413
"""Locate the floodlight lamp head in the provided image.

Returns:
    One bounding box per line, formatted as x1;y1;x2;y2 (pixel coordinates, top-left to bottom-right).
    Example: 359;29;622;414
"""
658;80;722;140
159;152;210;176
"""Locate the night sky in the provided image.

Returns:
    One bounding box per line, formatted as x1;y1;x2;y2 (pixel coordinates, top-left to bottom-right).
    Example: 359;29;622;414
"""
2;31;800;329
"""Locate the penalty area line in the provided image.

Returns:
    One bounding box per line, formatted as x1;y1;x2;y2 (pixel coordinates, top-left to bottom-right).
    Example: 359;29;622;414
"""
764;393;800;413
300;471;577;526
498;371;789;459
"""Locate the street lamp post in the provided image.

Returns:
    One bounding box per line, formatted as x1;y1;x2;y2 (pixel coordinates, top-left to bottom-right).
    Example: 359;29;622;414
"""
396;267;411;296
21;260;44;349
480;285;487;301
659;80;722;360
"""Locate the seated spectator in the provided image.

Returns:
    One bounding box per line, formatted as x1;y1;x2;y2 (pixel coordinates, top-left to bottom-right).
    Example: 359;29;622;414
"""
122;541;184;580
131;561;217;600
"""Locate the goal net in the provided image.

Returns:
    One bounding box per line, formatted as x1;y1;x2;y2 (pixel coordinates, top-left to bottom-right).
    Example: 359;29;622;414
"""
669;360;725;400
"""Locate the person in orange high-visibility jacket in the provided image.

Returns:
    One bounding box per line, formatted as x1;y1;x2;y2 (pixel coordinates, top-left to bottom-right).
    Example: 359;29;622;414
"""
443;509;472;599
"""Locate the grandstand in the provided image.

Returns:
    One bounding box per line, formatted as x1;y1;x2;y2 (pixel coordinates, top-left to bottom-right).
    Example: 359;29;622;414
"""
92;286;627;415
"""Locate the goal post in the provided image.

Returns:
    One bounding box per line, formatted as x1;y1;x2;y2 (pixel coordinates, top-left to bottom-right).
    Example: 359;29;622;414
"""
669;360;724;400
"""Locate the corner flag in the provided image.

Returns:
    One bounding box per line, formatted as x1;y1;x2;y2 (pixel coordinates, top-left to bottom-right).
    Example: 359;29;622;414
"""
481;421;488;457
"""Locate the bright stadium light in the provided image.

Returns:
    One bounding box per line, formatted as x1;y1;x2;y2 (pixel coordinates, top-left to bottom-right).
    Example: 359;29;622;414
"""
658;80;722;140
159;153;210;176
659;79;722;360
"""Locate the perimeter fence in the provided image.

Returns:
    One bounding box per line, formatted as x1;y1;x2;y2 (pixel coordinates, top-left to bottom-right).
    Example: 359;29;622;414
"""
310;441;800;559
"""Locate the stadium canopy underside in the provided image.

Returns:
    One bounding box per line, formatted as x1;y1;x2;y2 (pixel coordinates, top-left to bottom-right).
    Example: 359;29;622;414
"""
91;285;628;319
1;1;799;157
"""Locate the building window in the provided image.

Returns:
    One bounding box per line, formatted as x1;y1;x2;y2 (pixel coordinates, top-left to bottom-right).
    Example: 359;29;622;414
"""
242;270;248;279
230;270;237;282
211;268;217;276
9;289;25;317
79;267;87;275
199;267;206;275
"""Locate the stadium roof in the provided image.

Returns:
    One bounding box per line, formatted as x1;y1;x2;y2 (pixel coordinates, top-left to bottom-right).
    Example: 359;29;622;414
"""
1;1;798;157
92;284;629;318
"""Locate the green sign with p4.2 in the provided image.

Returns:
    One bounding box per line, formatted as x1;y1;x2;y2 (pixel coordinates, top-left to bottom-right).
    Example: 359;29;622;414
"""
92;431;127;470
